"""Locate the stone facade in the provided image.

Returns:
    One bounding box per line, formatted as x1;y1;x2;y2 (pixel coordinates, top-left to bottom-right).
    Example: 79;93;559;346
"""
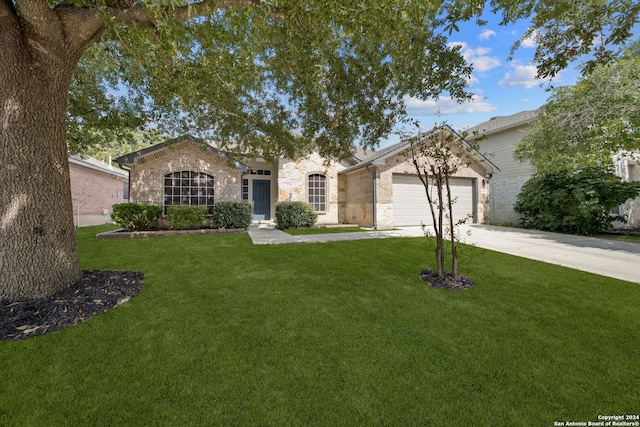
116;132;494;228
277;152;348;225
341;148;491;229
68;157;129;227
126;141;243;208
341;167;375;227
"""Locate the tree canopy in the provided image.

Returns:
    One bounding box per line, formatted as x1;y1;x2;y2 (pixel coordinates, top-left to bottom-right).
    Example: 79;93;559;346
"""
64;0;640;161
515;41;640;172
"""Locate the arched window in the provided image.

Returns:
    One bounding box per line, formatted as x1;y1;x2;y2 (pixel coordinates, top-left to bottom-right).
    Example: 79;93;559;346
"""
164;171;215;214
308;173;326;212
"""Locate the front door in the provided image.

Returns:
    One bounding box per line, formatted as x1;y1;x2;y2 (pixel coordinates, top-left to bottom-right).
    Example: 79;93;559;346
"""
252;180;271;220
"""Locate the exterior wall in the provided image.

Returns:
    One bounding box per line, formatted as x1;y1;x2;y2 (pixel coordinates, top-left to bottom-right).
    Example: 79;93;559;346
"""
128;141;242;209
69;159;129;227
277;152;347;225
379;151;490;228
340;149;491;229
342;167;375;227
615;156;640;229
473;125;535;225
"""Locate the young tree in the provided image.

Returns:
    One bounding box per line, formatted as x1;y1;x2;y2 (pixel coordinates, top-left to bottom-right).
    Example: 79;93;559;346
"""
405;126;477;281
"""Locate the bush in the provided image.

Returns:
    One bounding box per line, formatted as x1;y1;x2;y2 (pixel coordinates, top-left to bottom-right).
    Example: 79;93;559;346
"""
112;203;162;231
211;201;253;229
275;201;317;230
515;166;640;235
166;206;208;230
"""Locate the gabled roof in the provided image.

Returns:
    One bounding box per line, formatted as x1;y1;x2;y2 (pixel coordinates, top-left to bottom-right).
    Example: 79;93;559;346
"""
69;156;128;179
465;110;538;138
340;124;499;174
114;134;251;171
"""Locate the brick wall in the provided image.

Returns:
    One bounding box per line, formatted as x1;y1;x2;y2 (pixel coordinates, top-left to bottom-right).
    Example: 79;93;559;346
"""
69;160;128;226
128;141;243;208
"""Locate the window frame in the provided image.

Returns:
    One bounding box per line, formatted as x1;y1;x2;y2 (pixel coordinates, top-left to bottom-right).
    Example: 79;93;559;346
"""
163;171;215;215
307;173;327;213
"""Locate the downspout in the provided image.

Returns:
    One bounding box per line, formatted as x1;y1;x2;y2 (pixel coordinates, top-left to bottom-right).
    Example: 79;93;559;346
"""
366;164;377;230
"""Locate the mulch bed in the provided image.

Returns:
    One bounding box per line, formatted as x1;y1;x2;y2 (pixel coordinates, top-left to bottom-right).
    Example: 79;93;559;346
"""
0;270;144;341
420;270;477;291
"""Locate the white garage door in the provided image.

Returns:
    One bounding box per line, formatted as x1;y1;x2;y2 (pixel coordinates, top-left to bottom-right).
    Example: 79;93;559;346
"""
392;174;475;226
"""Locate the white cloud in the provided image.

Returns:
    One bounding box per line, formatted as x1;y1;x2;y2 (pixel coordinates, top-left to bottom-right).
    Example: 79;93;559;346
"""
498;64;556;89
521;30;539;48
479;29;496;41
449;42;501;73
404;95;498;116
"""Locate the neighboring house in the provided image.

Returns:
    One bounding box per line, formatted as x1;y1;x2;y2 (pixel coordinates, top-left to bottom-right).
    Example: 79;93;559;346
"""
466;110;538;226
68;156;129;227
467;109;640;228
614;152;640;228
115;127;497;229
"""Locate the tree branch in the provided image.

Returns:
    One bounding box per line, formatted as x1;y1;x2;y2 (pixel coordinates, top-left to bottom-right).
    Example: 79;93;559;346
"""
104;0;281;27
17;0;58;33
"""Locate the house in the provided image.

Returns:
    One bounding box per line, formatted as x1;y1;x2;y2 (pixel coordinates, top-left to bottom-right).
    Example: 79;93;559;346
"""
465;110;538;225
68;156;129;227
114;126;497;229
467;109;640;228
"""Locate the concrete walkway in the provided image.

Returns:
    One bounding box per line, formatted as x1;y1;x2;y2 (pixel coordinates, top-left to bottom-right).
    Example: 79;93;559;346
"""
247;224;640;284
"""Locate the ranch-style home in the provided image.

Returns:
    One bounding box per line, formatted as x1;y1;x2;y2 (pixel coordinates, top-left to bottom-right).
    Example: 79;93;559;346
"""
114;125;498;229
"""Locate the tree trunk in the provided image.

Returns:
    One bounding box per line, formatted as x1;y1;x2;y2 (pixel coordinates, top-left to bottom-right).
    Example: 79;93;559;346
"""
0;16;86;301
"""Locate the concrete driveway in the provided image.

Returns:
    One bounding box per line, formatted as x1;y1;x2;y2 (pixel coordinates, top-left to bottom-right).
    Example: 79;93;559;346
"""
248;224;640;284
456;225;640;284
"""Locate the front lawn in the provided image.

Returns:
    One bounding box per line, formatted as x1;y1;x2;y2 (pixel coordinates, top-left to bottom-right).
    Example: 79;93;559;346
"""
1;225;638;425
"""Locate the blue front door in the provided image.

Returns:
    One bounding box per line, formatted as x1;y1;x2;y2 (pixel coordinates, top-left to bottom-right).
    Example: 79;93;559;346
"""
252;180;271;220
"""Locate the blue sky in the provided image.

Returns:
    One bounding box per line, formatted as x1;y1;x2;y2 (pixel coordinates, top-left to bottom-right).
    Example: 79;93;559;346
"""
386;14;587;147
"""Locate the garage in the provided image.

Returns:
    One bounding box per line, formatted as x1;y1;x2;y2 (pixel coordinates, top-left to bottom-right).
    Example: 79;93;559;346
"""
392;174;476;226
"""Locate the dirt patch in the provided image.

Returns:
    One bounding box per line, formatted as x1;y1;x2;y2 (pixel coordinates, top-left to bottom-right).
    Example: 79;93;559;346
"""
420;270;477;291
0;270;144;341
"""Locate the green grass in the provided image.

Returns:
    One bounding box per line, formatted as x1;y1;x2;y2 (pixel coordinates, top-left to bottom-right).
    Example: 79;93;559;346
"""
285;226;366;235
1;225;639;426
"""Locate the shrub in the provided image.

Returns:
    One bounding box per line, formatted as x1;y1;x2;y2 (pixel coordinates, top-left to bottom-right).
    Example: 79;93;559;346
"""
515;166;640;235
112;203;162;231
166;206;208;230
275;201;317;230
211;201;253;229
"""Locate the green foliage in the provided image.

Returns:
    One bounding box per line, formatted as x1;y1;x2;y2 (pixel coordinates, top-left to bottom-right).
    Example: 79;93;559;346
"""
275;201;318;230
515;41;640;172
111;203;162;231
480;0;640;78
166;206;208;230
211;201;253;229
66;0;478;162
515;166;640;235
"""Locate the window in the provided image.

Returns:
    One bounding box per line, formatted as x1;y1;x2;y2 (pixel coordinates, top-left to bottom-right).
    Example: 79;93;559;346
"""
164;171;214;214
242;179;249;200
308;173;326;212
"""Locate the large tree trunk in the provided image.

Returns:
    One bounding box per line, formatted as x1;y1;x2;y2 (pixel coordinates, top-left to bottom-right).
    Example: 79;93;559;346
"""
0;7;95;301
